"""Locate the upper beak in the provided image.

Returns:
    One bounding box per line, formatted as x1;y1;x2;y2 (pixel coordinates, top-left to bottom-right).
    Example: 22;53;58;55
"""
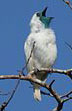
42;7;48;16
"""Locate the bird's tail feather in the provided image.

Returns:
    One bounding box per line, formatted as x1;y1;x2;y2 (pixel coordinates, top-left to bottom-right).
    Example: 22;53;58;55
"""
34;86;41;101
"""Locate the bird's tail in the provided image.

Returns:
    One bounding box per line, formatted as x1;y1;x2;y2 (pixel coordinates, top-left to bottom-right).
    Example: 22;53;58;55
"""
34;85;41;101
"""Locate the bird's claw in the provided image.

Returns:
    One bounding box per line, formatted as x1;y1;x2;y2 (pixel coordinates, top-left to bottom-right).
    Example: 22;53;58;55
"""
33;67;40;75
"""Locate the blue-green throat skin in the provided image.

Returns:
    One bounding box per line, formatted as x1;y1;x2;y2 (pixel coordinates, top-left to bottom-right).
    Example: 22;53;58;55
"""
40;16;53;28
37;7;54;28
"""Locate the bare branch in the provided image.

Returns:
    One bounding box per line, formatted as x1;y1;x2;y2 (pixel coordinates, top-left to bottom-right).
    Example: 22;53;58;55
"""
0;79;20;111
49;80;55;88
0;74;62;104
63;97;72;103
61;90;72;98
0;92;10;96
62;0;72;9
53;102;63;111
29;68;72;79
22;41;35;75
0;67;72;110
40;90;53;97
65;42;72;50
0;68;72;80
60;90;72;104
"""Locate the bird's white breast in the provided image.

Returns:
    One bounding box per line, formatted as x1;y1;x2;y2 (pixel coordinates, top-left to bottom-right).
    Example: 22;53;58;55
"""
25;28;57;70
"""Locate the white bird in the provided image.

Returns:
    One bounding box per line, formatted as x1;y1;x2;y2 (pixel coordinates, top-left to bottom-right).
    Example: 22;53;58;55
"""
24;7;57;101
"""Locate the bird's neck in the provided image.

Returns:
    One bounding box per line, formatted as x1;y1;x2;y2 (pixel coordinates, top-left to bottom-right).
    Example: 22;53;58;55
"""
30;23;46;33
30;18;46;33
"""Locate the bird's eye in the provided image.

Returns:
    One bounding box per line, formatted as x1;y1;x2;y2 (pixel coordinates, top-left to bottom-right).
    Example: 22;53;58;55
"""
36;13;40;17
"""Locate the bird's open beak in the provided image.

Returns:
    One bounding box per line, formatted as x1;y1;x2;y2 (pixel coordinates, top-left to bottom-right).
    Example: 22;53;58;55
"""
42;7;48;16
42;7;54;20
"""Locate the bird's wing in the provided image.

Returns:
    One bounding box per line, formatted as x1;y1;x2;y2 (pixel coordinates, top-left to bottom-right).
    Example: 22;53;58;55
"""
24;35;35;72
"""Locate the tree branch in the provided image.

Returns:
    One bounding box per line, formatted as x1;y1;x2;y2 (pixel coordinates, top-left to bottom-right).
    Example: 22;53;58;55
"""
0;73;61;102
61;90;72;98
0;79;20;111
0;68;72;111
40;90;53;97
21;41;35;75
0;72;62;111
62;0;72;9
1;68;72;79
0;68;72;80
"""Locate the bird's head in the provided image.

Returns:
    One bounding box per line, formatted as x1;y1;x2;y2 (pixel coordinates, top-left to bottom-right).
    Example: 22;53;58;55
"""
30;7;54;32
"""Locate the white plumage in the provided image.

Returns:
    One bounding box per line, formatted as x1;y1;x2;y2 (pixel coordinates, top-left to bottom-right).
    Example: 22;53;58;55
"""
24;8;57;101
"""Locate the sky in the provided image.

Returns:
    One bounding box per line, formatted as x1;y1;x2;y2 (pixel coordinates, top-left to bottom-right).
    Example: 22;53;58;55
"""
0;0;72;111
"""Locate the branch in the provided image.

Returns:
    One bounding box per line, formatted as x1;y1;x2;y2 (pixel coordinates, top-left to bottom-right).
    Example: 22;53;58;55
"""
0;92;10;96
0;79;20;111
40;80;55;97
60;90;72;104
0;73;62;110
62;0;72;9
52;103;63;111
40;90;53;97
21;41;35;75
65;42;72;50
30;68;72;79
61;90;72;98
0;68;72;80
0;68;72;111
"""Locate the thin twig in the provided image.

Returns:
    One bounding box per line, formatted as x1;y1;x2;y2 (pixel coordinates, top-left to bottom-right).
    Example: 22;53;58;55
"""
41;90;53;97
61;90;72;98
22;41;35;75
0;79;20;111
62;0;72;9
0;92;10;96
65;42;72;50
49;80;55;88
63;97;72;103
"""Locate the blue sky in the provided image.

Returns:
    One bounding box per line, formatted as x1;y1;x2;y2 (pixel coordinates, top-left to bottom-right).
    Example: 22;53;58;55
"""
0;0;72;111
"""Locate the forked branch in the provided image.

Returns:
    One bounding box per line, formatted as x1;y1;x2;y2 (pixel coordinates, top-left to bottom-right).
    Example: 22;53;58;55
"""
0;67;72;111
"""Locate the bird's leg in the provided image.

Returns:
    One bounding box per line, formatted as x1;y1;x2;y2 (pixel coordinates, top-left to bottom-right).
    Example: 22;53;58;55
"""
32;67;42;84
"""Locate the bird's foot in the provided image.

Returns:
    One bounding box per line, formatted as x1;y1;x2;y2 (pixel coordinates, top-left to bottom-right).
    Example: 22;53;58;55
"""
33;67;40;75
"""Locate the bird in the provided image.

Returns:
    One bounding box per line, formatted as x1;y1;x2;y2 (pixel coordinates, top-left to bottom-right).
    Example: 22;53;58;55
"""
24;7;57;101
